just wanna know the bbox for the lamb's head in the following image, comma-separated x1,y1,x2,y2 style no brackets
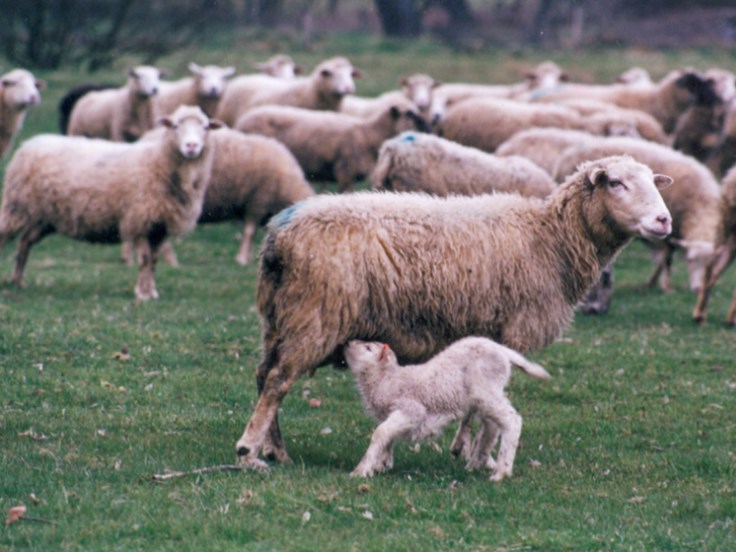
127,65,166,98
345,341,397,375
254,54,302,79
581,155,673,241
387,98,431,134
524,61,568,91
670,239,716,292
314,57,360,98
1,69,44,109
159,105,223,159
400,74,440,112
189,63,236,99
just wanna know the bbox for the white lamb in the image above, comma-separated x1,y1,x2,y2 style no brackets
345,337,550,481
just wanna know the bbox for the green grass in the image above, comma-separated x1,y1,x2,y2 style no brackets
1,35,736,551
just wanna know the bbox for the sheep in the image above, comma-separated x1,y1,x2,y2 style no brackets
707,99,736,178
144,128,314,266
156,63,235,117
616,67,653,86
553,136,721,292
254,54,302,79
345,337,550,481
672,68,736,162
0,68,44,158
692,165,736,325
372,131,555,198
235,98,428,193
437,97,584,153
234,155,673,468
58,83,115,134
216,56,360,126
340,73,439,120
0,106,221,301
526,68,710,134
67,65,165,142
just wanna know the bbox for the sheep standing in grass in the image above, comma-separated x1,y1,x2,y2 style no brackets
156,63,235,117
0,106,220,301
234,155,672,468
67,65,165,142
553,137,721,292
235,99,428,192
216,57,360,126
345,338,550,481
692,165,736,325
0,68,44,158
372,131,555,198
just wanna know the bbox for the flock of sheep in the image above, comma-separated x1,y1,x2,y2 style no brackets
0,52,735,479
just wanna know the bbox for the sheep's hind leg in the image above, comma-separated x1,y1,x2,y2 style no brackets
484,394,522,482
235,220,257,266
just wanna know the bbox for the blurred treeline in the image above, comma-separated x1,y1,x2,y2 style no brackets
1,0,734,71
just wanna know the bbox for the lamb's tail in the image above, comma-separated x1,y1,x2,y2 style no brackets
499,345,551,380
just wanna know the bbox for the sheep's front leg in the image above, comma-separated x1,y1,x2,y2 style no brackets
134,239,159,301
352,409,416,478
647,244,674,292
235,220,257,266
450,412,475,460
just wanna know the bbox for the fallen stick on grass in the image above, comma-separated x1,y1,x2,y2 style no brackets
151,464,244,481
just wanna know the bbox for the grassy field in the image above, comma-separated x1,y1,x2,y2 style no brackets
1,33,736,550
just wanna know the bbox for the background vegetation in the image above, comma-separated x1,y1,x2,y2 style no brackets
0,28,735,551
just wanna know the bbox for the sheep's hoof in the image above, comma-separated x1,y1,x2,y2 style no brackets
350,468,374,478
237,456,270,472
692,314,706,325
489,469,511,482
234,254,249,266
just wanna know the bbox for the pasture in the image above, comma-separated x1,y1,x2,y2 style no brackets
1,32,735,550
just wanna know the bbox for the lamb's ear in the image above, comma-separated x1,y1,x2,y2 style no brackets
207,118,225,130
379,344,390,363
654,174,673,190
589,167,609,187
157,116,175,129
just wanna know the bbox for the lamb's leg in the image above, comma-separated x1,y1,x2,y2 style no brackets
352,410,415,478
485,394,523,482
235,220,257,266
450,412,475,460
466,418,500,471
11,226,48,285
134,240,159,301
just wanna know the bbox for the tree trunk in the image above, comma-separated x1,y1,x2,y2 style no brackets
374,0,421,37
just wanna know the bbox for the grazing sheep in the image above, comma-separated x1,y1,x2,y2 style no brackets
156,63,235,117
67,65,165,142
0,68,44,158
341,73,439,120
692,165,736,325
216,56,360,126
58,83,115,134
148,128,314,266
553,136,721,292
437,97,583,153
372,131,555,198
235,155,673,468
0,106,220,301
527,68,709,134
254,54,302,79
345,337,550,481
672,68,736,162
235,99,428,192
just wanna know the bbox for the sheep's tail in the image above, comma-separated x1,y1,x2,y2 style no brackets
500,345,551,380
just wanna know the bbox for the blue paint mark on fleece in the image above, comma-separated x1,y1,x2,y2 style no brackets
399,131,417,143
270,201,303,229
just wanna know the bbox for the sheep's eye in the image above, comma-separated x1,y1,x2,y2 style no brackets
608,179,625,189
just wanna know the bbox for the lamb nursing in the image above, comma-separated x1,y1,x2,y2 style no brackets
345,338,550,481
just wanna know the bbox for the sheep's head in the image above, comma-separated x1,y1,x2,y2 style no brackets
159,105,223,159
315,56,360,98
389,99,431,134
616,67,652,87
128,65,166,98
585,155,673,241
189,63,236,99
524,61,568,91
1,69,44,109
254,54,302,79
400,74,440,112
345,340,397,374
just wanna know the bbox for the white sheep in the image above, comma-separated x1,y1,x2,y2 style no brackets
156,63,235,117
235,99,428,192
616,67,653,86
553,136,721,292
234,155,672,468
372,131,555,198
345,337,550,481
67,65,165,142
0,68,44,158
254,54,302,78
0,106,221,301
340,73,439,120
216,56,360,126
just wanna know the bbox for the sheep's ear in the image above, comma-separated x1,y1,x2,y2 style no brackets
223,66,236,78
127,68,138,78
432,79,442,88
379,344,390,363
35,79,46,91
675,70,706,93
158,68,171,78
559,71,571,82
207,119,225,130
589,167,609,187
390,106,401,120
400,76,409,86
294,64,305,75
654,174,673,190
188,62,203,75
351,68,362,79
157,116,175,129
